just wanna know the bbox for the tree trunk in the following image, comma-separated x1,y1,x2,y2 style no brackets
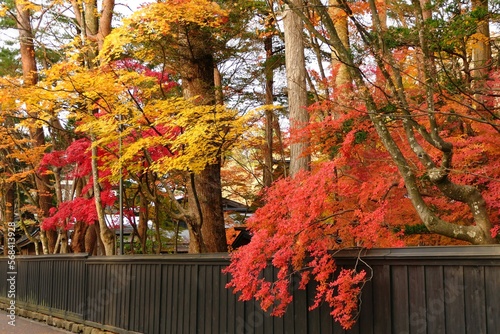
15,0,57,253
471,0,491,79
72,221,89,253
85,224,98,255
138,195,148,253
70,178,90,253
91,142,116,255
214,66,224,105
16,185,40,254
283,0,310,176
263,29,275,188
471,0,492,113
179,29,227,253
329,0,351,93
197,162,227,252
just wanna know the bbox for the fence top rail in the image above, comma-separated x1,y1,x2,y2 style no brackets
334,245,500,260
3,245,500,263
3,253,89,261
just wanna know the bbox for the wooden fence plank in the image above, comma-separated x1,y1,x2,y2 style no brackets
160,264,173,334
173,264,182,334
425,266,445,333
356,270,374,334
219,265,229,334
129,264,140,332
306,281,321,334
392,265,409,334
293,273,308,334
189,265,198,334
373,265,392,334
485,266,500,334
443,266,465,334
408,265,426,334
319,300,334,333
151,265,162,334
105,264,116,329
225,269,236,334
179,264,189,334
464,266,486,334
198,264,208,334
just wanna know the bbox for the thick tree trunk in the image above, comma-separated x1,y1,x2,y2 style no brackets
85,224,98,255
471,0,491,81
196,162,227,252
471,0,492,113
16,0,57,253
329,0,351,92
283,0,310,177
180,30,227,253
71,221,89,253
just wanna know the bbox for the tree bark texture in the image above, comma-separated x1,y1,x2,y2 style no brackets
329,0,351,92
264,31,275,187
283,0,310,176
178,26,228,253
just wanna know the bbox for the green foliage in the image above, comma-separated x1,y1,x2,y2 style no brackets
0,47,20,76
383,27,418,49
393,224,430,235
0,0,15,29
354,130,367,144
404,224,430,235
426,11,483,53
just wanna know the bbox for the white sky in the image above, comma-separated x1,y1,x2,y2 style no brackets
115,0,153,15
0,1,152,46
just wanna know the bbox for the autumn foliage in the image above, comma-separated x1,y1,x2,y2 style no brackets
224,105,405,329
224,0,500,326
39,139,116,230
225,68,500,325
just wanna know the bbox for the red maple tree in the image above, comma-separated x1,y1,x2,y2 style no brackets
225,68,500,328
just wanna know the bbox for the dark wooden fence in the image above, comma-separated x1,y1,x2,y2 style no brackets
1,246,500,334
